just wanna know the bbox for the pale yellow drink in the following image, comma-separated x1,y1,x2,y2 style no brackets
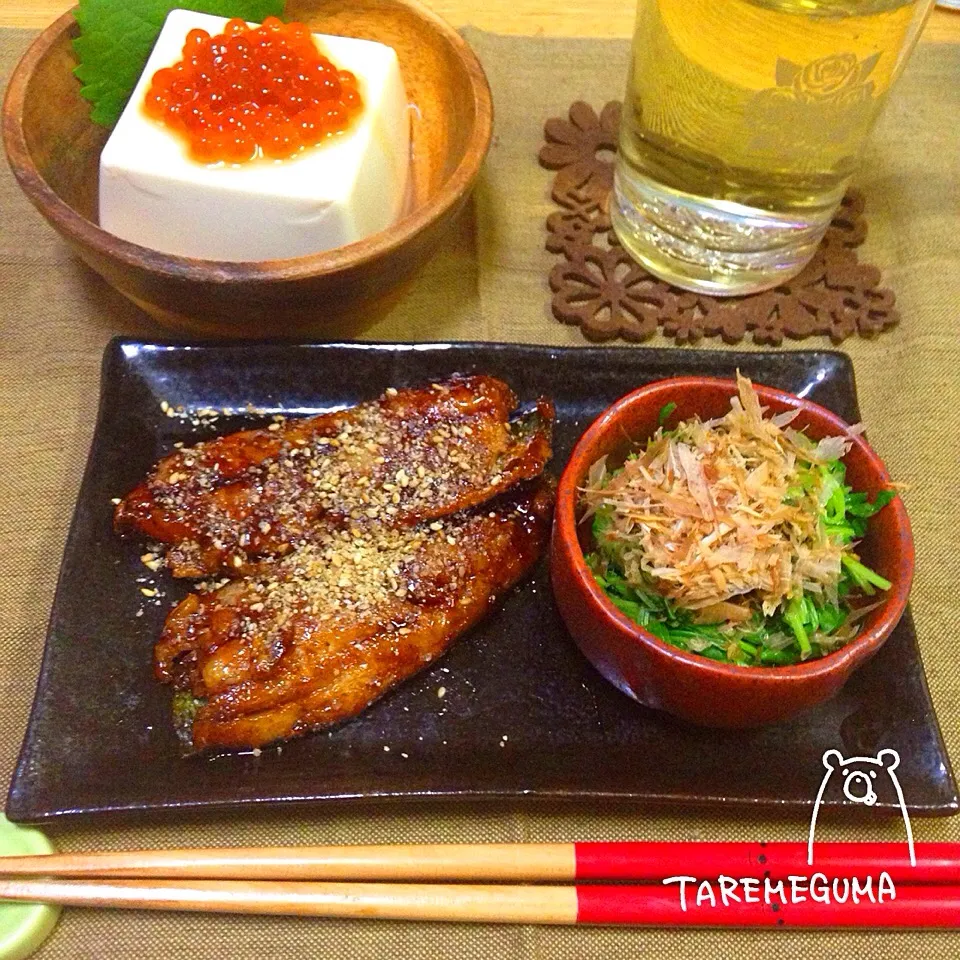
611,0,935,294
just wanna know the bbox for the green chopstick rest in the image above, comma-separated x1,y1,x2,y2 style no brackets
0,815,60,960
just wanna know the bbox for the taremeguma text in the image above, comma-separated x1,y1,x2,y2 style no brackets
663,873,896,911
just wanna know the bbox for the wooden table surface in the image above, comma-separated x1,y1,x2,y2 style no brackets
0,0,957,40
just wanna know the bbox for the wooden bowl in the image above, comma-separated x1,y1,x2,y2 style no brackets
2,1,492,335
550,377,914,729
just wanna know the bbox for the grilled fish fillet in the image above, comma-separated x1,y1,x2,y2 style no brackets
157,480,554,750
116,376,554,578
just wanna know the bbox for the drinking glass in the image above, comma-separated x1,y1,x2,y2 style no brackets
611,0,937,295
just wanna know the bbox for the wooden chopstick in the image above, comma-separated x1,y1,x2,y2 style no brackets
0,878,575,924
0,843,574,882
1,878,959,927
0,841,952,883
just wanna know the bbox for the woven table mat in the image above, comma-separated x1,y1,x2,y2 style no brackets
2,26,960,960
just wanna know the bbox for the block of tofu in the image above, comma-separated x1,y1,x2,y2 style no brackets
98,10,410,261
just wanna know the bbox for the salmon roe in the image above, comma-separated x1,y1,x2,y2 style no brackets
142,17,363,164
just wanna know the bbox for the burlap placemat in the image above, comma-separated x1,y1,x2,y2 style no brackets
1,25,959,960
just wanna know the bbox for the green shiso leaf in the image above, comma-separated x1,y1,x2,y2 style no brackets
73,0,287,127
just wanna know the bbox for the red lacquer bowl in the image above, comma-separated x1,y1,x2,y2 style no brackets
550,377,914,728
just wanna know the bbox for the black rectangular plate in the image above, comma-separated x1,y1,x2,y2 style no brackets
7,340,957,822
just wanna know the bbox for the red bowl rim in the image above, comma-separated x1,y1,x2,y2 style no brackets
555,375,914,684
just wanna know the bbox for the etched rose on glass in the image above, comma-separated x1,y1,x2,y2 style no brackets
794,53,861,101
748,52,879,157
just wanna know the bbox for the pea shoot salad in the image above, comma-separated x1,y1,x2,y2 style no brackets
581,374,897,667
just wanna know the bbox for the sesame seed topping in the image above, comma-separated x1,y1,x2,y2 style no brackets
124,378,549,582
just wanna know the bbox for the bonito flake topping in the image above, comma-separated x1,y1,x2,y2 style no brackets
581,374,865,621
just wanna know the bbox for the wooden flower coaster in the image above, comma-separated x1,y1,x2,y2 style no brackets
539,101,899,345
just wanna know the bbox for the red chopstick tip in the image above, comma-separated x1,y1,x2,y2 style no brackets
573,841,955,884
577,879,960,928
